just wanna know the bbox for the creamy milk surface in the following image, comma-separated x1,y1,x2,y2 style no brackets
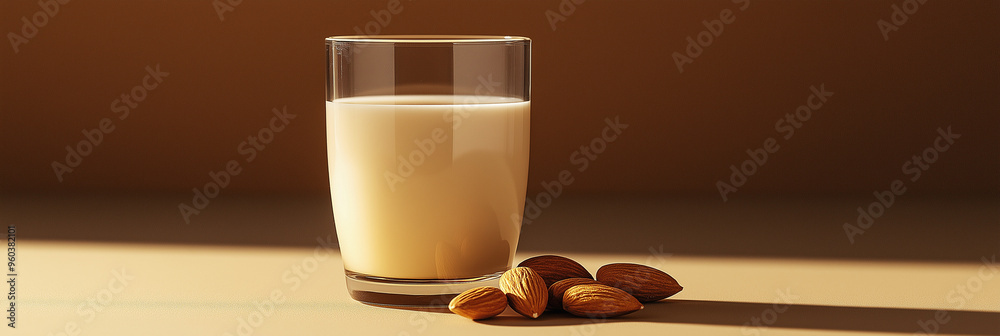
327,95,530,279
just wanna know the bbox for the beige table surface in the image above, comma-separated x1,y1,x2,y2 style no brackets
4,194,999,335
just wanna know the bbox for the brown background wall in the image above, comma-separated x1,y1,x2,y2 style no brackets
1,0,998,198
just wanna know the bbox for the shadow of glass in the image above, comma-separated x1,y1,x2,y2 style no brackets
365,303,453,314
476,299,1000,335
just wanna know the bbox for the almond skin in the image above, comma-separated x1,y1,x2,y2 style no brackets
518,255,593,287
596,263,682,302
562,284,644,318
448,287,508,320
499,267,548,318
547,278,600,311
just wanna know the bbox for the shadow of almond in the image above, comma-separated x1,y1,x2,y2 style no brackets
474,299,1000,335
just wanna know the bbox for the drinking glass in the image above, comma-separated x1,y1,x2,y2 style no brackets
325,35,530,306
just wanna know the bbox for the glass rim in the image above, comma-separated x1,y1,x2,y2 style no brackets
326,35,530,44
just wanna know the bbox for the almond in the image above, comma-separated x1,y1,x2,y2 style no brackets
547,278,600,311
517,255,593,287
448,286,508,320
562,284,643,318
596,263,682,302
499,267,548,318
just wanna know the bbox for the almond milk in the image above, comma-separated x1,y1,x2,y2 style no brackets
327,95,529,279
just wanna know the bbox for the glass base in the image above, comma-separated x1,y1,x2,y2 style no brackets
344,269,506,307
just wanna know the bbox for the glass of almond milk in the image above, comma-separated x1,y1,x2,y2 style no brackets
325,36,530,306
